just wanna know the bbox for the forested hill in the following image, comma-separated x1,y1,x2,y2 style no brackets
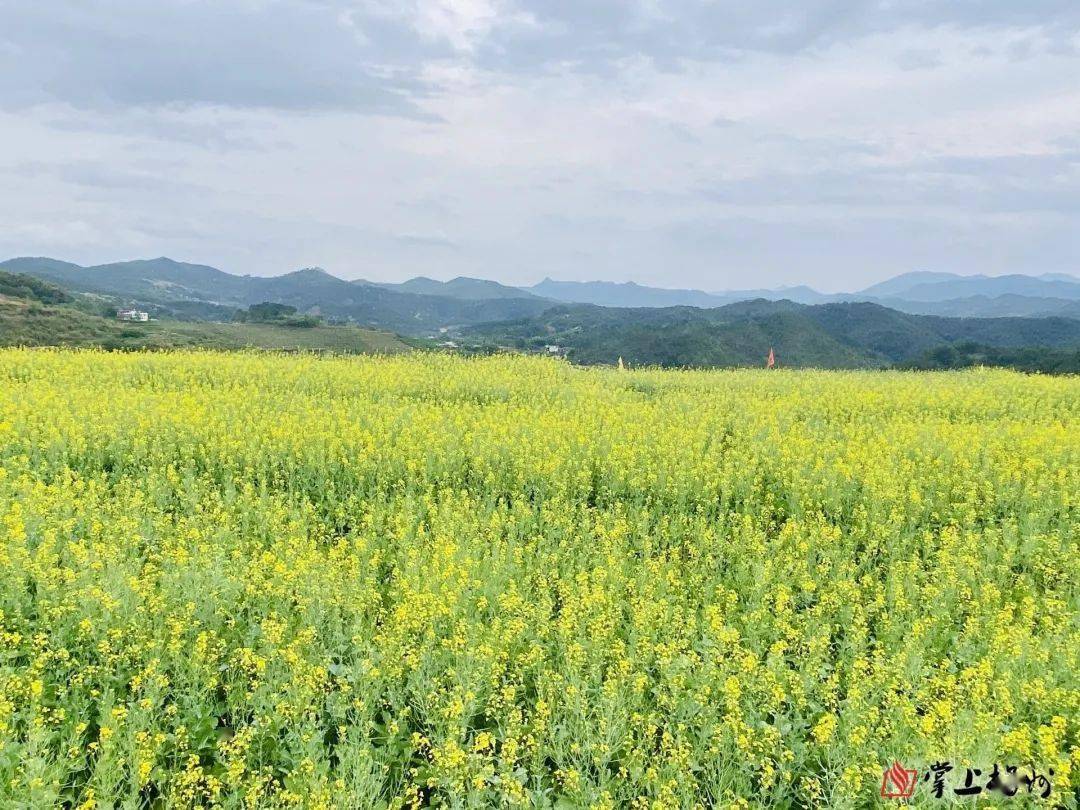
462,301,1080,368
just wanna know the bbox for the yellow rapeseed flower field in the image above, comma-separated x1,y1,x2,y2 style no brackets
0,349,1076,808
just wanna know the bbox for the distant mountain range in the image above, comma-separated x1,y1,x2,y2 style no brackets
6,256,1077,325
526,278,832,307
522,272,1080,318
1,256,1078,370
366,276,544,301
858,270,1080,301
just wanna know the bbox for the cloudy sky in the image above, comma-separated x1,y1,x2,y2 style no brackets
1,1,1078,291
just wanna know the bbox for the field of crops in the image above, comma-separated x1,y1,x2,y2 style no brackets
0,350,1076,808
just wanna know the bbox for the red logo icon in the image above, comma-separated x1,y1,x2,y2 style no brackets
881,761,918,799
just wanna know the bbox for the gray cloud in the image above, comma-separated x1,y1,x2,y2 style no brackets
41,110,268,151
5,2,1078,115
394,232,460,249
11,160,203,193
689,151,1080,215
0,0,1077,289
474,0,1080,72
895,49,944,71
0,1,436,115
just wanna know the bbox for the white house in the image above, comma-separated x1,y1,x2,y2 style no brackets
116,309,149,322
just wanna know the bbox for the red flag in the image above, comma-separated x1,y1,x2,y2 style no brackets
767,347,775,368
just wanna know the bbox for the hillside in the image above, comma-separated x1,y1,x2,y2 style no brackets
463,300,1080,368
0,297,413,354
245,269,550,332
902,342,1080,374
0,270,73,304
463,303,877,367
5,256,254,303
2,258,550,335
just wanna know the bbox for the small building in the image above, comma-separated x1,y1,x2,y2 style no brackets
544,344,562,354
116,308,149,322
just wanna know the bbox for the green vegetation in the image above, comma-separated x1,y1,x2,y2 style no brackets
235,302,298,322
0,271,72,305
233,302,322,328
0,298,413,354
903,341,1080,374
464,301,1080,370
